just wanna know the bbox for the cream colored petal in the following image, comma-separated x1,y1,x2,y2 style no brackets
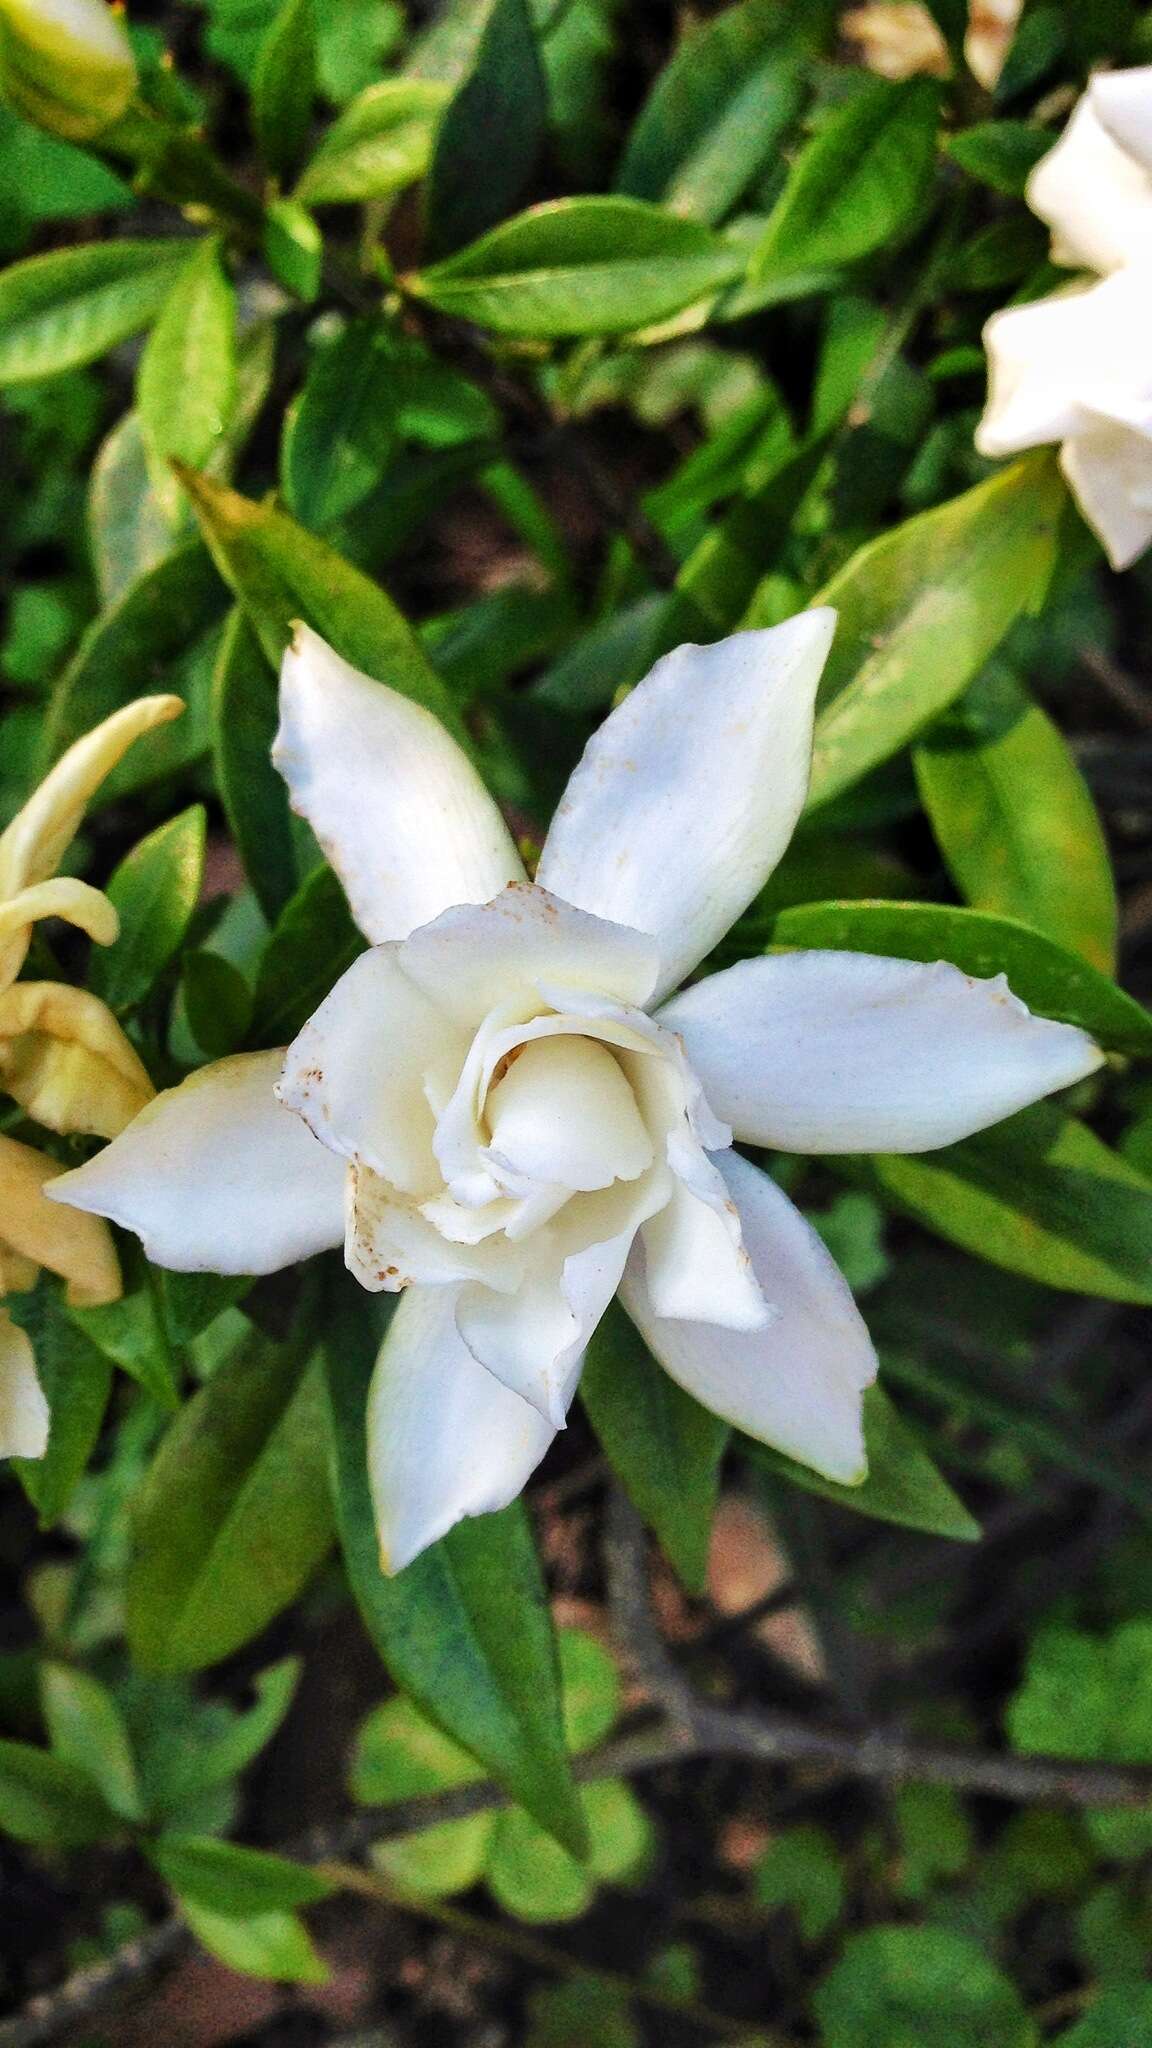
367,1284,555,1573
1027,92,1152,275
0,981,154,1138
486,1035,653,1195
398,885,660,1027
537,615,836,1001
0,877,118,991
278,947,468,1195
1090,65,1152,176
964,0,1021,92
0,1133,120,1307
0,696,184,902
47,1051,346,1275
1060,424,1152,572
273,625,524,946
346,1162,526,1295
0,1304,49,1460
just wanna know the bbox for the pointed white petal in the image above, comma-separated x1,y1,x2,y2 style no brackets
1090,65,1152,176
0,1305,49,1461
398,884,660,1026
48,1051,346,1274
976,289,1098,457
1060,424,1152,572
345,1161,527,1294
638,1141,772,1331
367,1284,555,1572
279,947,468,1194
662,950,1103,1156
621,1150,876,1482
1027,94,1152,274
537,615,836,1001
487,1035,653,1194
273,626,524,945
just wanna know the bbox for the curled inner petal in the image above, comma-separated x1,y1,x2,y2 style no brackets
485,1035,654,1194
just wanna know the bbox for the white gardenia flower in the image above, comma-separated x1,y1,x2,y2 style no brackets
977,65,1152,570
51,619,1102,1570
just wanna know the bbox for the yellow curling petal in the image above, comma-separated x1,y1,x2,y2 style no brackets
0,1248,38,1294
0,981,154,1139
0,876,119,991
0,1303,49,1460
0,694,183,987
0,1133,121,1307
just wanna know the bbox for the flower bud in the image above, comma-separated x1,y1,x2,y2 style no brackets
0,0,136,142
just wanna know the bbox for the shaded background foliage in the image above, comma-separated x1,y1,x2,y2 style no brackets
4,0,1152,2042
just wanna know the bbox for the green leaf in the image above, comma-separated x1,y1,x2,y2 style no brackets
127,1335,335,1672
136,239,238,523
617,5,802,225
282,318,400,528
325,1290,586,1860
486,1802,595,1921
423,0,548,260
70,1282,180,1410
249,862,364,1048
211,607,299,923
262,197,323,302
746,1383,979,1541
814,1926,1037,2048
558,1628,620,1756
846,1102,1152,1303
750,78,940,285
412,196,744,338
144,1659,300,1813
1007,1623,1152,1860
0,240,192,383
914,662,1117,973
180,1899,328,1982
181,950,254,1060
0,1738,118,1848
150,1834,333,1914
800,454,1065,811
295,79,446,205
9,1284,112,1526
581,1304,726,1592
754,1824,844,1941
41,1664,143,1822
769,901,1149,1054
1055,1988,1152,2047
88,805,206,1013
253,0,316,181
88,410,184,607
44,541,225,765
159,1269,253,1346
173,465,464,738
946,120,1051,194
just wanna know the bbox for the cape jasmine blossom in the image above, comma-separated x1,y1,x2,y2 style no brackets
0,0,137,140
52,619,1102,1569
0,696,180,1458
977,64,1152,569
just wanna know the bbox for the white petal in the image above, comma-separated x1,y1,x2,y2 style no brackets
273,625,524,945
367,1284,555,1572
48,1051,347,1274
537,615,836,1001
398,884,659,1027
1090,65,1152,176
1060,423,1152,572
0,1305,49,1460
486,1035,653,1194
976,287,1102,457
637,1140,772,1331
620,1150,876,1483
278,947,468,1195
663,950,1103,1155
1027,94,1152,274
346,1162,526,1294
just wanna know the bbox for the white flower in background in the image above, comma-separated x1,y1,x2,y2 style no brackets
840,0,1021,88
53,621,1102,1569
0,696,180,1459
0,0,137,140
977,65,1152,570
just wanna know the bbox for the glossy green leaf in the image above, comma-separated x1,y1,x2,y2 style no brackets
581,1303,727,1592
423,0,547,260
70,1281,180,1410
127,1335,335,1672
181,950,254,1059
946,120,1051,194
180,1899,328,1982
88,805,206,1013
159,1269,253,1346
750,77,940,283
324,1289,585,1859
262,197,323,302
412,196,744,337
211,607,299,923
800,454,1065,810
136,239,237,523
914,662,1117,973
174,465,464,738
846,1102,1152,1303
617,5,802,225
9,1284,112,1526
88,410,184,606
0,240,192,383
150,1834,333,1914
746,1383,979,1541
41,1664,143,1821
0,1738,118,1848
249,862,364,1048
769,900,1150,1054
281,318,400,528
253,0,316,180
295,78,446,204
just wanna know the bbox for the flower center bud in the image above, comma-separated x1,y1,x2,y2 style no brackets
484,1032,654,1194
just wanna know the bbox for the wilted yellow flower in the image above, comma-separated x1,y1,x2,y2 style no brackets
0,0,137,140
841,0,1022,88
0,694,181,1457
